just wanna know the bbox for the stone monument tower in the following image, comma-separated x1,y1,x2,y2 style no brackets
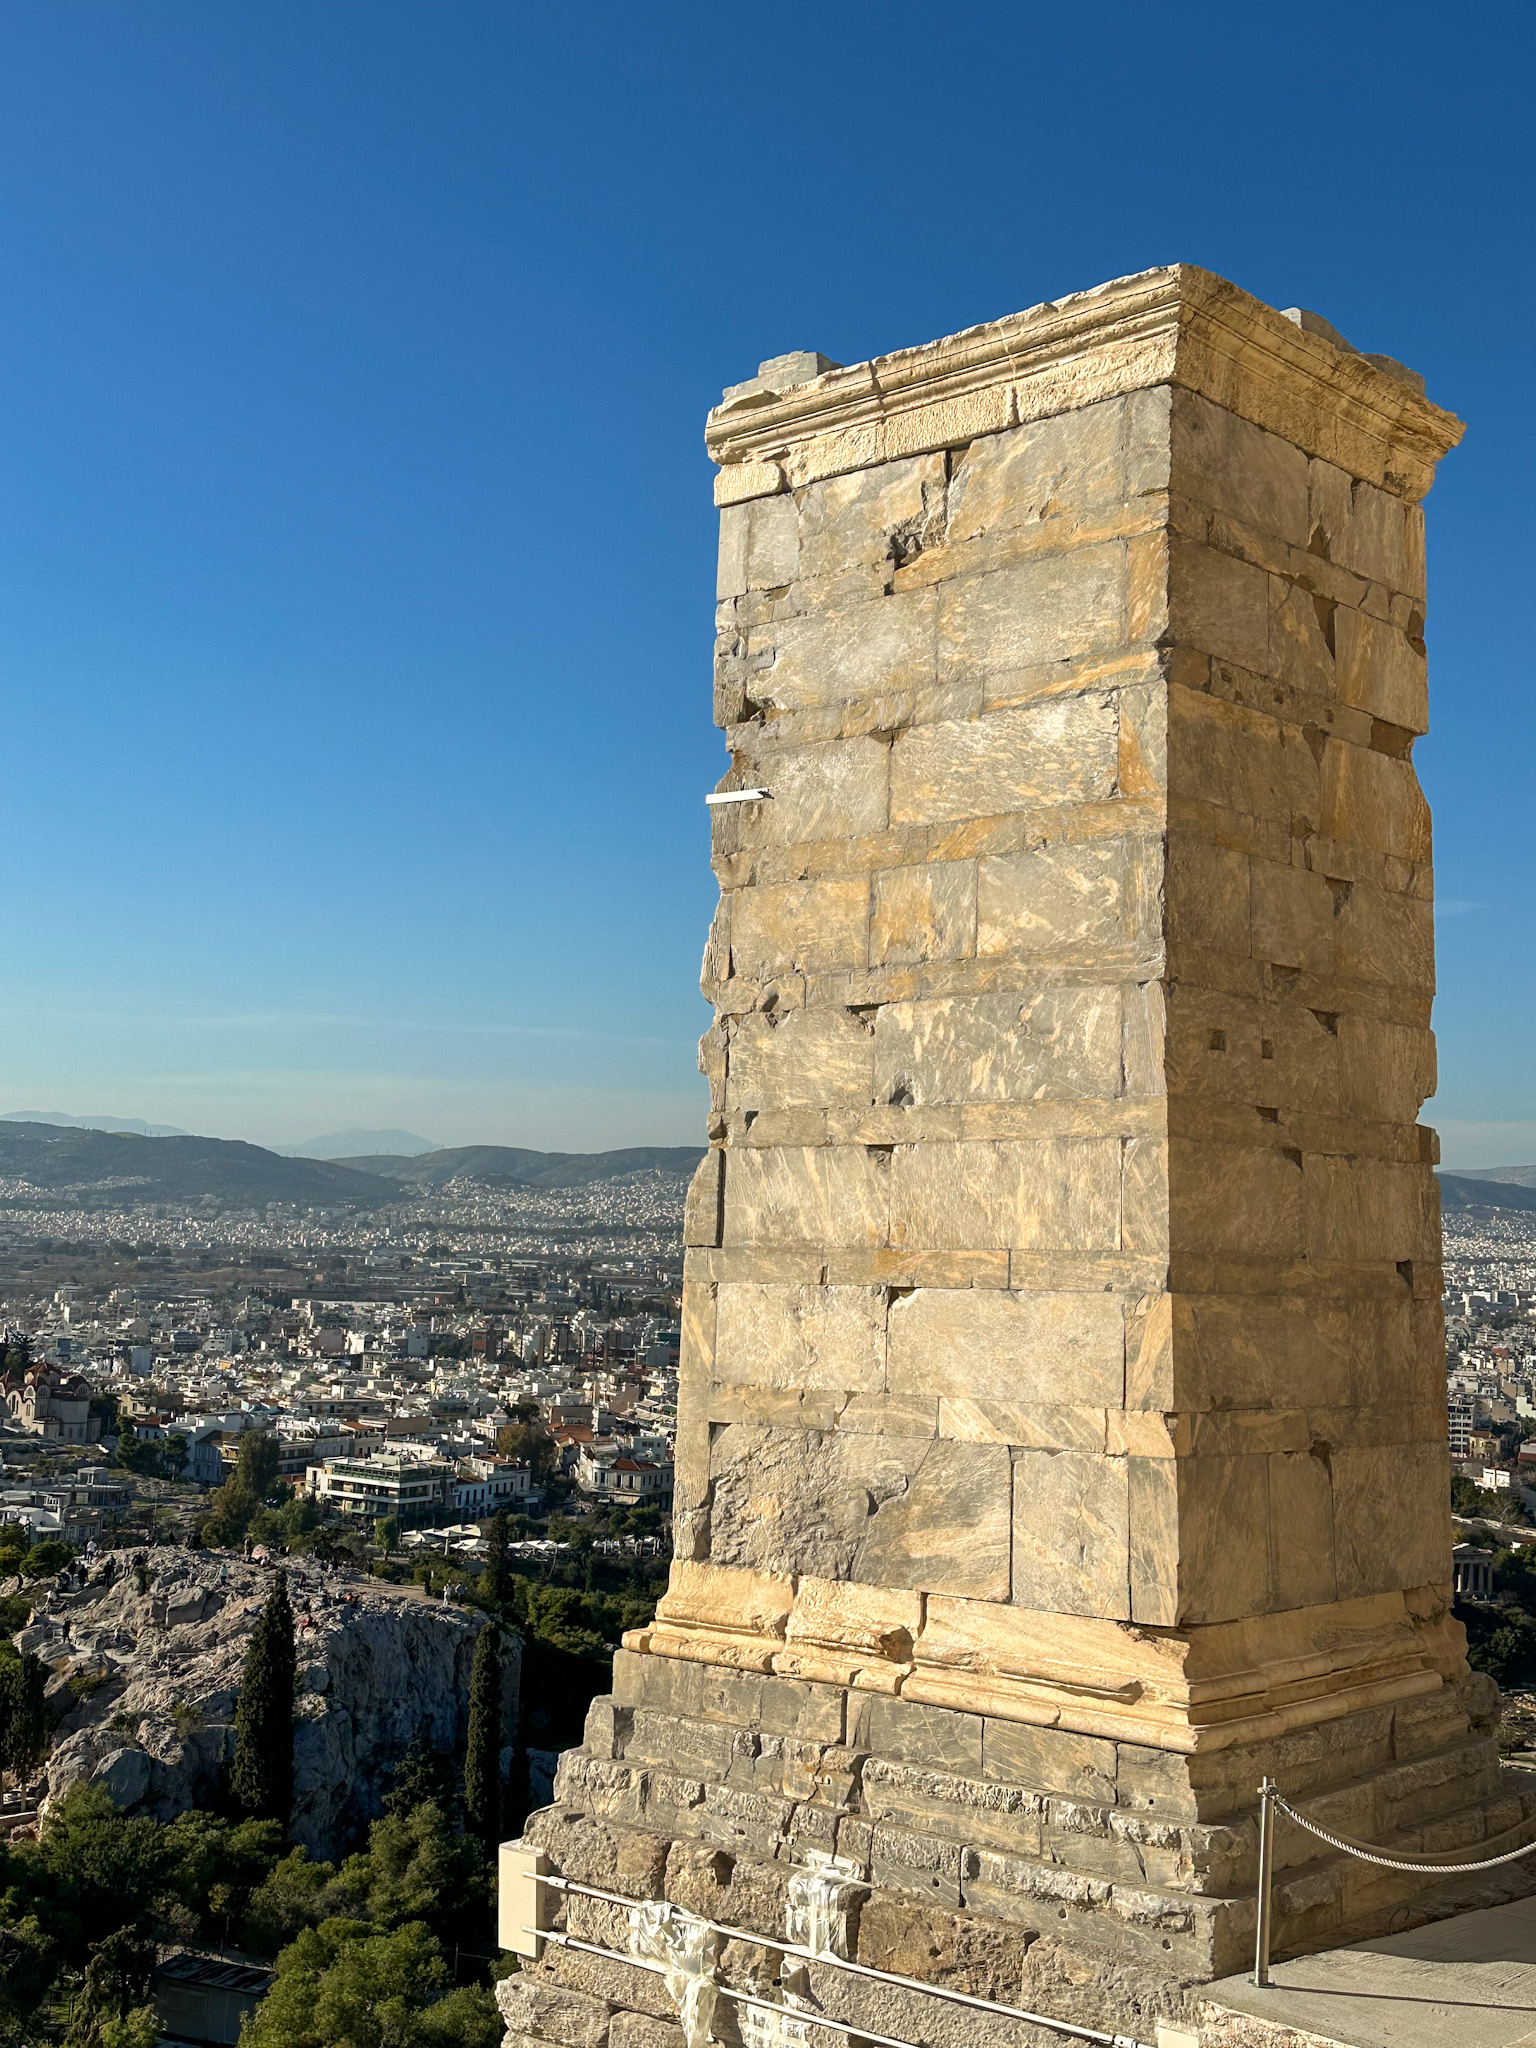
501,267,1529,2046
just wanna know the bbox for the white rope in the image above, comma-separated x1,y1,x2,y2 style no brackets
1274,1794,1536,1874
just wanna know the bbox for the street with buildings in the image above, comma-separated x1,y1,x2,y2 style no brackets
1444,1204,1536,1500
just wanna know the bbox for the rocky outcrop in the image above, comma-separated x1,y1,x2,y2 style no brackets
30,1554,518,1860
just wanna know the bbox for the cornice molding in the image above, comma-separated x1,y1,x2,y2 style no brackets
706,265,1463,507
626,1564,1460,1754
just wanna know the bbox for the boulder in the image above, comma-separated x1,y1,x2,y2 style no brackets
43,1556,518,1860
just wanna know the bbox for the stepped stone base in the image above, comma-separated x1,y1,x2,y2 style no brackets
498,1650,1536,2046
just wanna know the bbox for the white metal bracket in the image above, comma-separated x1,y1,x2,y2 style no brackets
497,1838,551,1959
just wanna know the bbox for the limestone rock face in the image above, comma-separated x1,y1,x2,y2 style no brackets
35,1555,517,1859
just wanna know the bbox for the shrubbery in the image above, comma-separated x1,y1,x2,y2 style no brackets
0,1765,500,2048
0,1532,77,1584
1461,1600,1536,1686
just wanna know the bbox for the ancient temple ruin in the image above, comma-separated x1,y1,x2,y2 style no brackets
499,266,1529,2045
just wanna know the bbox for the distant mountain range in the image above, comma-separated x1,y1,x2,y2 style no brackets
2,1109,191,1138
1437,1170,1536,1213
0,1111,1526,1220
282,1128,440,1159
0,1121,392,1209
335,1144,705,1189
0,1121,703,1213
1452,1164,1536,1190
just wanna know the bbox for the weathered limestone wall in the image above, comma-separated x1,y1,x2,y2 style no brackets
651,266,1470,1766
504,270,1531,2047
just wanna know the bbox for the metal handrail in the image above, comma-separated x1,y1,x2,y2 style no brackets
532,1869,1154,2048
535,1929,960,2048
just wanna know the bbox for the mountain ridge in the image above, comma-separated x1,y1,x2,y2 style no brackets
1,1109,191,1138
1437,1171,1536,1213
283,1128,439,1159
0,1122,393,1209
0,1124,704,1212
1451,1163,1536,1190
335,1143,705,1189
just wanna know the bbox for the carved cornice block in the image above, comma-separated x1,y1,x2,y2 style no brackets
707,265,1462,506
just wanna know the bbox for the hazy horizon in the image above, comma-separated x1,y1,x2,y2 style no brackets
0,1101,1529,1177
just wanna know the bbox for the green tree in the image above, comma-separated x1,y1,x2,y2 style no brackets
242,1918,498,2048
66,1928,156,2048
159,1809,293,1946
249,1496,324,1553
374,1516,400,1555
308,1524,363,1568
238,1432,283,1497
86,2009,158,2048
462,1624,502,1857
33,1785,176,1943
1451,1472,1481,1516
231,1572,297,1826
114,1434,188,1483
1460,1600,1536,1686
334,1802,485,1947
0,1914,58,2044
482,1514,509,1613
240,1846,339,1956
20,1538,74,1580
383,1733,456,1821
203,1431,283,1547
494,1414,555,1482
0,1652,49,1785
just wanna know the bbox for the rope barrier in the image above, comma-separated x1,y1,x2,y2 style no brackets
1253,1774,1536,1987
1273,1793,1536,1875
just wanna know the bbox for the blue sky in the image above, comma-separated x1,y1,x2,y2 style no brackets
0,2,1530,1162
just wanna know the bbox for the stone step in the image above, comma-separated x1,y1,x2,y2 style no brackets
1201,1893,1536,2048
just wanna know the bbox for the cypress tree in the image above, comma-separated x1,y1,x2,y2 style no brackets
0,1652,47,1787
484,1510,510,1614
231,1569,296,1825
463,1619,502,1855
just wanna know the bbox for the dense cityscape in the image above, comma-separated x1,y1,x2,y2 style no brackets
1445,1204,1536,1491
4,1151,1534,1564
0,1139,700,2047
0,1156,691,1556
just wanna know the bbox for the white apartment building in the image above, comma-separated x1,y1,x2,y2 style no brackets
575,1446,673,1502
451,1458,531,1518
306,1453,450,1528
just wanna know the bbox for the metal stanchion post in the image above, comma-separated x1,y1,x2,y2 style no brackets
1254,1777,1276,1988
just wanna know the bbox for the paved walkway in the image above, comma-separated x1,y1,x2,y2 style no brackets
1204,1896,1536,2047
